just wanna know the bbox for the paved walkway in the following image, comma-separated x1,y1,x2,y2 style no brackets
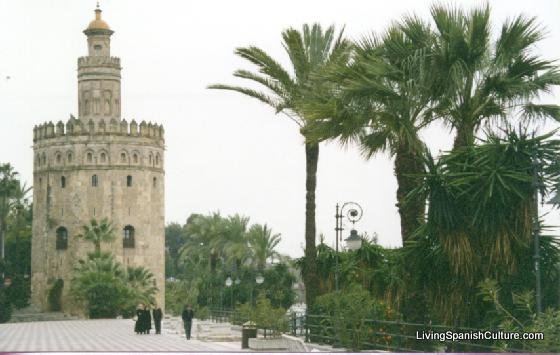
0,319,245,352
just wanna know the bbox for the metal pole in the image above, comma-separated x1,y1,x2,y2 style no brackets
334,203,340,291
532,147,542,315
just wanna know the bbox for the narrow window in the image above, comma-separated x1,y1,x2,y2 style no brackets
56,154,62,164
126,175,132,187
123,226,135,248
100,152,107,163
61,176,66,188
153,177,157,187
155,154,160,165
56,227,68,250
42,154,46,165
67,153,73,163
87,152,93,163
133,154,138,164
121,153,126,163
92,174,98,187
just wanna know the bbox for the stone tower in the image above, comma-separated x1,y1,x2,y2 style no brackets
31,5,165,314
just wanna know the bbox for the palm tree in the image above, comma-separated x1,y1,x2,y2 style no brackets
223,214,251,271
0,164,31,261
248,224,281,271
304,19,434,243
429,4,560,149
208,24,351,306
77,218,116,256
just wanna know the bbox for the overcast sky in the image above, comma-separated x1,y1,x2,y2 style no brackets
1,0,559,257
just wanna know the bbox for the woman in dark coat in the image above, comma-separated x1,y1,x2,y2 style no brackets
134,303,144,334
143,304,152,334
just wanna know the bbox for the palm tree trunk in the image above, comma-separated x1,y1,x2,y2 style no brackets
303,142,320,308
394,146,426,243
453,122,475,150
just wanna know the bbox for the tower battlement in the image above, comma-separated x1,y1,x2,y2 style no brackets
33,118,165,143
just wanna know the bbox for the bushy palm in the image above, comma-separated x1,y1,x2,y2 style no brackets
209,24,351,306
406,128,560,325
0,163,31,260
76,218,115,256
429,4,560,148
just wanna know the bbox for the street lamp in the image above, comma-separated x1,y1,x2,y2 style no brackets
251,273,265,305
345,229,362,251
334,202,363,291
225,277,233,309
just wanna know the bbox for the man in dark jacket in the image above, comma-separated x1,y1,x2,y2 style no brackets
181,304,194,340
152,303,163,334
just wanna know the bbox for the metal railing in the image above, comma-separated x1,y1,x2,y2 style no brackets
209,309,527,352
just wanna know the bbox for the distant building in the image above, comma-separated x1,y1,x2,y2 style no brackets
31,5,165,314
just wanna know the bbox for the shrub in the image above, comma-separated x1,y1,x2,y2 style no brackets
0,288,12,323
314,284,400,351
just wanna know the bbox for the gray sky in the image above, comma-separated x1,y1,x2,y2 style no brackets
1,0,559,257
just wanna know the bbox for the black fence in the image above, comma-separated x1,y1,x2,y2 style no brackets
209,309,528,352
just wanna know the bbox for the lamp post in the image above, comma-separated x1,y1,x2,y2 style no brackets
225,277,233,309
251,273,265,306
334,202,363,291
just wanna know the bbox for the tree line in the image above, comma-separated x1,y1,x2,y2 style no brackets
208,1,560,338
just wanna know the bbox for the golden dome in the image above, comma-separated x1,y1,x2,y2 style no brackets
86,5,110,31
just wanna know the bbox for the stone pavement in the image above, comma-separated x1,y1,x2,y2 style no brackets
0,319,246,352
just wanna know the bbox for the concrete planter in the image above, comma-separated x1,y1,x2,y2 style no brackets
248,337,288,351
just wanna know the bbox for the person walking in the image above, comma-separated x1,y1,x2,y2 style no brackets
181,304,194,340
134,303,144,334
152,303,163,334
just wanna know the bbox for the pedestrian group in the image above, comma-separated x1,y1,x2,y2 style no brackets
133,303,194,340
134,303,163,335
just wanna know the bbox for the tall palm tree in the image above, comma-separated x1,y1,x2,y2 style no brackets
304,18,435,243
208,24,351,306
77,218,116,256
248,224,281,271
429,4,560,149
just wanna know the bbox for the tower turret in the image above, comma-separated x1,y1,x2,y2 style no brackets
78,4,121,123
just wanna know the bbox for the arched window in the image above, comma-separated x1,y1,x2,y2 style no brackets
126,175,132,187
42,154,46,165
56,227,68,250
153,177,157,188
87,152,93,163
92,174,98,187
149,154,153,165
56,153,62,164
123,226,135,248
61,176,66,188
100,152,107,163
67,153,73,163
133,153,138,164
121,152,127,163
155,154,160,165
